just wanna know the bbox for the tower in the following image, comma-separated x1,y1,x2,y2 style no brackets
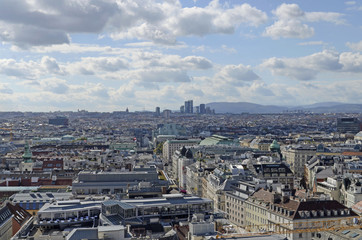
20,142,33,172
155,107,160,116
22,142,33,163
185,100,193,114
200,104,206,114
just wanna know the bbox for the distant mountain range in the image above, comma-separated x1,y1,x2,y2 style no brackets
205,102,362,114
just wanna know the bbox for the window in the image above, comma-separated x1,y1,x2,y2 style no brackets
299,233,303,238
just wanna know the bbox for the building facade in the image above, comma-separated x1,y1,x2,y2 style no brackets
283,145,316,178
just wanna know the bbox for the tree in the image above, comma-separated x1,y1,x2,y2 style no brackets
154,141,164,155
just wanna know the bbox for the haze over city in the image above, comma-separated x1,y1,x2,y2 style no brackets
0,0,361,112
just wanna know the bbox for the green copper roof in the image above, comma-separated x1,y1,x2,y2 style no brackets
270,140,280,150
22,142,33,162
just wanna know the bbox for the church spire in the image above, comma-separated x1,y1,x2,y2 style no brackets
22,142,33,163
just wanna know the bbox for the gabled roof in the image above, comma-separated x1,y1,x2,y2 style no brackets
6,202,31,225
250,189,358,220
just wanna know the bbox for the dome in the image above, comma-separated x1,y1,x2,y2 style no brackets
269,140,280,151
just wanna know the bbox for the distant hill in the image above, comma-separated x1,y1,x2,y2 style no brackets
300,102,346,109
206,102,287,114
206,102,362,114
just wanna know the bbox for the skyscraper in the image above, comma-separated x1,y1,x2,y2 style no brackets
155,107,160,116
195,106,200,114
184,100,193,114
200,104,206,114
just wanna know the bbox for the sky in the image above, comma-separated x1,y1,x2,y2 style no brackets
0,0,361,112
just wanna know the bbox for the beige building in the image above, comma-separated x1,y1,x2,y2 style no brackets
244,187,358,240
162,139,200,161
282,145,316,177
185,163,204,196
250,137,273,151
204,169,234,213
225,178,265,226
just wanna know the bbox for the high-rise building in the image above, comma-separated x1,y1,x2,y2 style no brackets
185,100,193,114
163,109,171,119
180,105,185,113
195,106,200,114
206,106,211,114
337,117,361,133
155,107,160,116
200,104,206,114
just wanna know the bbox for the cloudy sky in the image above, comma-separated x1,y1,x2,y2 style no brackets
0,0,361,112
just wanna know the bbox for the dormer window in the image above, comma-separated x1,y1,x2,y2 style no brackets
319,210,324,217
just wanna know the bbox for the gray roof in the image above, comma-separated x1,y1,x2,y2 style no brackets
10,192,73,202
66,228,98,240
103,195,212,209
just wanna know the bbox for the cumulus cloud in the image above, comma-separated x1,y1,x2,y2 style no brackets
17,43,115,54
249,82,275,96
73,57,128,74
0,0,267,47
0,57,66,79
264,3,344,39
347,41,362,51
0,58,40,79
41,78,69,94
143,54,213,70
131,69,192,83
0,0,118,47
261,50,362,80
41,56,65,75
215,64,260,85
24,78,70,94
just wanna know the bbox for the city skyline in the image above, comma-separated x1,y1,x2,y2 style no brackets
0,0,361,112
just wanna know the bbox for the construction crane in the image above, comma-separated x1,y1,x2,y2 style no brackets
0,128,13,142
217,216,361,238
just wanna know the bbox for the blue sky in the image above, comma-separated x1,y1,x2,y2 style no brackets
0,0,361,111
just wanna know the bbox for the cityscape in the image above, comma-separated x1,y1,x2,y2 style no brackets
0,104,361,240
0,0,362,240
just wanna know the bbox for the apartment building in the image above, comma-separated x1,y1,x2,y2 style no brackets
244,187,358,240
162,139,200,161
282,145,316,178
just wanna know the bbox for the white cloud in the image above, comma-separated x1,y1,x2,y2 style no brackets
265,19,314,39
40,78,69,94
264,3,344,39
0,0,268,47
132,68,192,83
215,64,260,85
16,43,115,54
261,50,362,80
339,52,362,72
0,58,40,79
298,41,325,46
346,41,362,51
0,57,66,79
0,83,13,94
41,56,65,75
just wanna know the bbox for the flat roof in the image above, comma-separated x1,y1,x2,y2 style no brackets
104,195,212,209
